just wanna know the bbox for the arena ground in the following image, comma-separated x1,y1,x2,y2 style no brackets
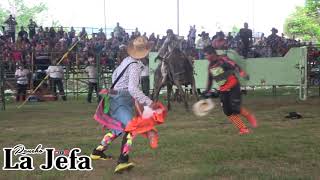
1,89,320,179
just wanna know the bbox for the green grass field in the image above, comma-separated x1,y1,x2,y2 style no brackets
1,92,320,180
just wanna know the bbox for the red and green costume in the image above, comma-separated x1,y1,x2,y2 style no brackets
206,55,257,134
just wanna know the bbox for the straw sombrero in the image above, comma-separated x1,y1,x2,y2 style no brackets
192,99,215,117
127,36,152,59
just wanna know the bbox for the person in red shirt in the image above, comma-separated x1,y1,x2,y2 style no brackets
203,46,257,135
211,31,228,50
11,46,22,65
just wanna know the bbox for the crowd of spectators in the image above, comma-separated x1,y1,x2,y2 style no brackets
1,15,319,101
0,15,315,75
194,23,309,59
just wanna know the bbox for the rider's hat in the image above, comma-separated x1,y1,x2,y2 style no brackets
192,99,215,117
166,29,174,34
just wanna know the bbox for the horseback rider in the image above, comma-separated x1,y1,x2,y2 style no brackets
155,29,181,83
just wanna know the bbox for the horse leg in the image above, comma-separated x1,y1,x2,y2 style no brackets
175,81,188,110
153,84,162,101
184,85,189,101
166,84,173,111
191,77,199,101
152,78,164,101
174,89,181,103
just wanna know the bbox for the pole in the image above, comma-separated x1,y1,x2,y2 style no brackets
0,56,5,111
252,0,255,33
177,0,180,35
97,53,101,90
104,0,107,37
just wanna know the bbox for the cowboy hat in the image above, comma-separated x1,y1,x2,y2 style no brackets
198,31,208,37
271,27,278,33
127,36,152,59
192,99,215,117
166,29,174,34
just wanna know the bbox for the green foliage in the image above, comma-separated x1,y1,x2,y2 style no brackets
231,25,240,36
284,0,320,42
0,0,47,29
0,5,10,25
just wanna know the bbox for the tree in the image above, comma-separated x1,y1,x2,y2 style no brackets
0,0,47,29
0,5,10,26
231,25,240,36
284,0,320,42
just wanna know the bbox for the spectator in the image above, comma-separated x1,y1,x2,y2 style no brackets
149,33,156,42
226,32,234,47
4,15,17,42
134,27,141,37
196,31,211,59
97,28,106,40
130,32,136,40
21,33,30,45
117,44,128,65
85,56,99,103
57,26,65,39
111,37,121,51
266,28,281,57
79,27,88,39
0,26,5,37
187,25,196,48
69,27,76,39
254,33,268,57
239,22,253,58
18,26,28,40
28,19,37,39
12,45,23,68
15,64,30,102
113,22,125,40
38,26,44,33
212,31,227,50
140,58,150,96
211,31,219,41
142,32,148,40
46,62,66,101
154,34,163,51
44,27,50,40
49,27,56,39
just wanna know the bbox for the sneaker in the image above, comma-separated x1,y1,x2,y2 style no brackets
239,128,250,135
90,149,112,160
114,162,135,173
247,115,257,128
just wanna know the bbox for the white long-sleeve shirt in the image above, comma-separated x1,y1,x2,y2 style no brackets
85,65,97,83
15,69,29,85
112,56,152,106
46,65,64,79
196,37,211,49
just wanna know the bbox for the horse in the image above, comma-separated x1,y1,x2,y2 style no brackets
152,49,198,110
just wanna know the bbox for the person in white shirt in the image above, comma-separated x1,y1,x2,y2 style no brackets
85,57,98,103
46,64,66,101
196,31,211,59
90,36,157,173
15,64,30,101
